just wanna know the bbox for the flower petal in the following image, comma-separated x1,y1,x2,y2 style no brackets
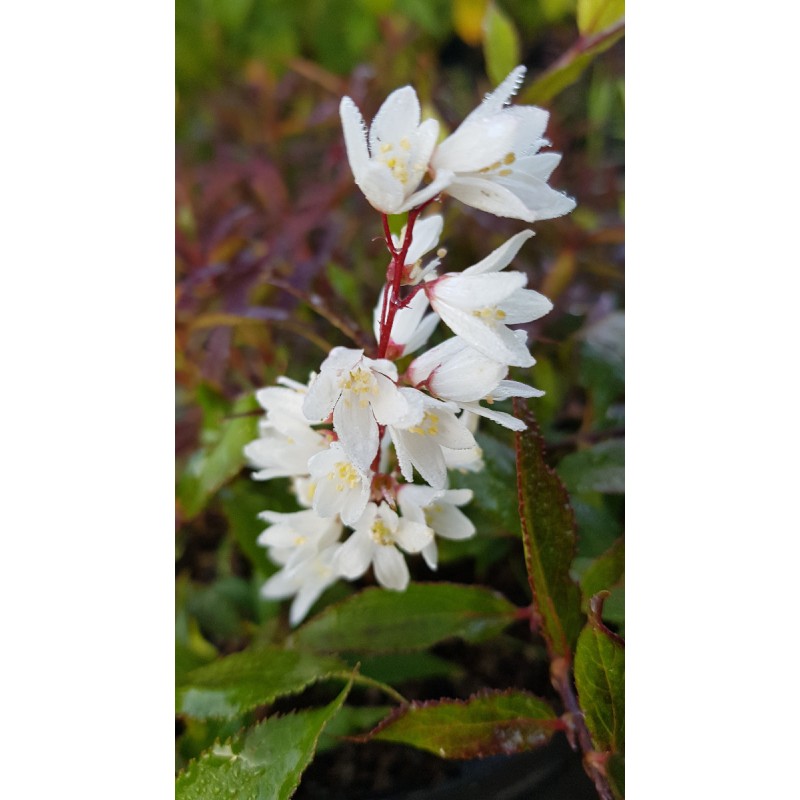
339,97,370,178
373,545,410,591
462,230,534,275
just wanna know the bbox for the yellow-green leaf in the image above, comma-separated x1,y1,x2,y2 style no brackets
577,0,624,36
483,3,521,86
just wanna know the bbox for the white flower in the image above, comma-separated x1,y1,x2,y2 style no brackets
307,441,371,525
391,214,444,285
303,347,415,472
425,231,552,368
409,335,545,431
397,485,475,570
334,502,433,591
261,545,341,626
443,411,484,473
430,66,576,222
389,389,477,489
340,89,453,214
257,509,344,625
244,380,327,480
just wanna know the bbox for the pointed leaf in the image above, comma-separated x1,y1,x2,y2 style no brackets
514,400,584,658
367,690,561,759
177,646,350,719
574,597,625,755
292,583,518,654
176,680,352,800
482,3,521,86
520,20,624,105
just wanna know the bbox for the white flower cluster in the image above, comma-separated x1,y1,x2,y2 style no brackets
245,67,575,625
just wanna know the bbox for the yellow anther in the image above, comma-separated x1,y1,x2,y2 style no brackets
293,535,307,546
380,142,393,153
503,152,516,165
472,306,506,321
409,411,440,437
498,169,512,176
371,519,394,546
399,137,411,151
436,248,447,258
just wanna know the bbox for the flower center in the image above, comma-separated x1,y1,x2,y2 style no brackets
472,306,507,322
370,519,394,546
408,411,440,437
328,461,360,492
478,151,516,176
340,367,378,408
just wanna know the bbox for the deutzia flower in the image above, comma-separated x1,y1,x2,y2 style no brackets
425,231,552,368
340,88,453,214
407,335,544,431
244,380,327,480
430,66,576,222
389,390,477,489
397,485,475,570
257,509,343,625
303,347,414,472
306,441,371,525
334,502,433,591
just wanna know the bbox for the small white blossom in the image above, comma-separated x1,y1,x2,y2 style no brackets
430,66,576,222
306,441,371,525
261,545,341,626
303,347,415,472
257,508,343,625
389,389,477,489
397,485,475,570
340,89,453,214
334,502,433,590
425,231,552,368
244,381,327,480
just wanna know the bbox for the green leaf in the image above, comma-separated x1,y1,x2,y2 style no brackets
357,652,464,685
558,440,624,495
514,400,584,658
177,646,350,719
577,0,624,36
292,583,518,654
316,705,391,754
574,598,625,755
368,690,561,759
520,19,624,105
176,680,352,800
178,393,259,520
580,537,624,609
483,3,521,86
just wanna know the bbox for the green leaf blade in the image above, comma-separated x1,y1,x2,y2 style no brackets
514,400,584,658
483,3,521,86
292,583,518,654
577,0,624,36
176,681,352,800
177,646,350,719
574,603,625,755
368,690,560,759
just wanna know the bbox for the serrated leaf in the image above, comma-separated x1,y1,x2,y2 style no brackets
316,705,391,754
176,680,352,800
577,0,624,36
177,646,350,719
520,19,624,105
514,400,584,658
367,690,561,759
574,599,624,755
358,652,463,685
580,537,624,609
292,583,518,654
483,3,521,86
558,440,625,495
